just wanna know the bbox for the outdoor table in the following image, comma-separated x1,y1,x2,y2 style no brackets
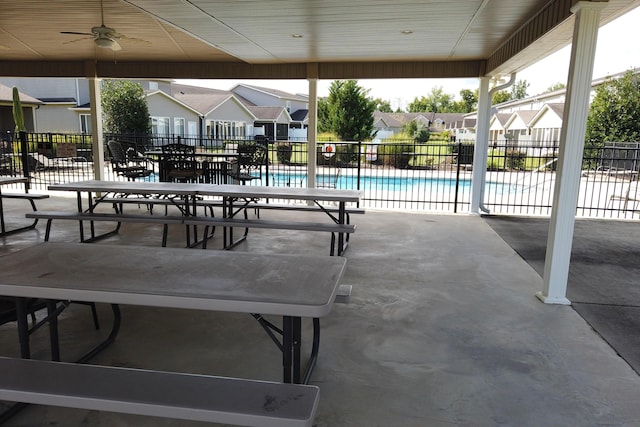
145,150,238,183
48,180,201,242
0,242,347,384
49,180,361,254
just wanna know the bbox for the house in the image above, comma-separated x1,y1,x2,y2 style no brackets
231,84,309,115
0,84,42,136
146,89,202,138
171,84,257,142
0,78,304,142
243,106,291,141
230,83,309,140
372,111,465,139
529,103,564,154
488,113,512,144
503,110,538,146
446,68,640,148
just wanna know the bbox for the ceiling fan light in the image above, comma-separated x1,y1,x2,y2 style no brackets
95,37,114,49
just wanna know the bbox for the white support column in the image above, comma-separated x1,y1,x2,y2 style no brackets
88,77,105,181
537,1,606,305
470,77,491,214
307,65,318,189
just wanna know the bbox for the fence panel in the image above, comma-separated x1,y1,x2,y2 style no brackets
4,133,639,219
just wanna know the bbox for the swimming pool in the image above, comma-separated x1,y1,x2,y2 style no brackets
268,173,518,194
144,171,517,194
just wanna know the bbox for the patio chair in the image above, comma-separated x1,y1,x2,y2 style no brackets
107,140,153,181
608,180,640,211
226,144,267,185
161,143,203,183
0,297,100,358
272,173,303,187
0,297,48,330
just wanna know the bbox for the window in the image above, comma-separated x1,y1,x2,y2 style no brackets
151,117,170,136
188,121,198,137
149,81,159,90
174,118,185,137
234,121,246,138
285,101,291,113
79,114,91,134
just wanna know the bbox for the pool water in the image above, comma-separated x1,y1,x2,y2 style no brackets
268,173,518,194
144,172,517,194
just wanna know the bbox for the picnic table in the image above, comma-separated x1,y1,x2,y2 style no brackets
41,180,361,254
0,242,347,424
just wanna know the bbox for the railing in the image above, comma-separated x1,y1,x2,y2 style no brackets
1,132,638,219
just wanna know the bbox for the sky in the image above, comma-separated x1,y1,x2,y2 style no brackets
177,6,640,111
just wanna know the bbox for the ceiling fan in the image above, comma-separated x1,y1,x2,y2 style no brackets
60,0,148,51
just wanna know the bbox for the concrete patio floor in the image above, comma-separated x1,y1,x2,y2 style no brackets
1,195,640,426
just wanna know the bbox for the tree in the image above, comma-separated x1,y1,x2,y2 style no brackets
491,79,529,105
317,97,331,133
402,120,430,143
407,86,455,113
510,79,529,99
492,90,512,104
586,70,640,147
459,89,478,113
325,80,376,141
373,98,393,112
101,80,151,135
12,87,25,134
545,82,565,93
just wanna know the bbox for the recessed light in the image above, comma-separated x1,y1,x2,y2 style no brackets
401,30,413,35
291,34,303,38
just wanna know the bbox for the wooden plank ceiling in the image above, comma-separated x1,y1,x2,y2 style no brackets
0,0,638,80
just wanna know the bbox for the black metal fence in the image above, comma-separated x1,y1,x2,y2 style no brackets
1,132,639,219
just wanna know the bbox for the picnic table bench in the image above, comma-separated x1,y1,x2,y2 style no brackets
0,176,50,237
0,357,319,427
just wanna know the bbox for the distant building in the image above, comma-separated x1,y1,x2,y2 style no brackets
0,78,310,142
451,68,638,150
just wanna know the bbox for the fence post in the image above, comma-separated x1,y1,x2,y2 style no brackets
19,131,30,191
356,141,362,191
453,142,462,213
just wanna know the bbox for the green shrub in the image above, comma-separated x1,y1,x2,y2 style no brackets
377,142,414,168
336,143,359,165
451,143,474,164
505,149,527,170
275,142,292,164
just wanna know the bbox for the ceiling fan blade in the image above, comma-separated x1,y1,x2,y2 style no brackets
119,34,151,45
110,40,122,51
61,31,93,36
63,37,93,45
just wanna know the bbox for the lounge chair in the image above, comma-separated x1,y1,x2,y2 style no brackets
317,167,341,188
608,180,639,211
28,153,88,171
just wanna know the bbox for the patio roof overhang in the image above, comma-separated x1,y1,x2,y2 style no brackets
0,0,637,80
